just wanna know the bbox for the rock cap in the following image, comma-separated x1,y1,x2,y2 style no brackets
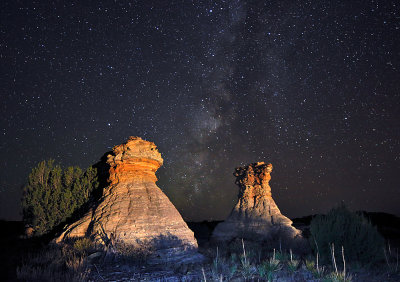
107,136,163,184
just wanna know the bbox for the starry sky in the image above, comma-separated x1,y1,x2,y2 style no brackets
1,1,399,221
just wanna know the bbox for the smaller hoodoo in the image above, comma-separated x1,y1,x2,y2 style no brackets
212,162,301,242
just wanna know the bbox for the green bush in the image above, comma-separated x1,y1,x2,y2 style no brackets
310,204,384,265
22,160,99,236
73,238,96,254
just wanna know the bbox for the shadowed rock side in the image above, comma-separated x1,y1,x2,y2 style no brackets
212,162,301,242
56,137,199,262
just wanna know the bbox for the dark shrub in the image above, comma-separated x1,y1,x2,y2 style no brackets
310,203,384,265
22,160,99,236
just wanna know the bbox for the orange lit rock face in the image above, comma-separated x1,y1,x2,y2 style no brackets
56,137,199,262
107,137,163,185
212,162,301,242
235,162,273,199
108,160,159,184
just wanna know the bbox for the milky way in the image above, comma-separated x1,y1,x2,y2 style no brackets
1,1,399,221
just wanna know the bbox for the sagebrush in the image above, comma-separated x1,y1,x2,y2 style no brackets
310,203,384,265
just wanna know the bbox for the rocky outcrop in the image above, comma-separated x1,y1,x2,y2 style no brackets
212,162,301,242
56,137,199,262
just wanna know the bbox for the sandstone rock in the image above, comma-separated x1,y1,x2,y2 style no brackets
24,225,34,238
212,162,301,242
56,137,199,261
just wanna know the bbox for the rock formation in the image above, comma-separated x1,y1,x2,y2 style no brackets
212,162,301,242
56,137,199,262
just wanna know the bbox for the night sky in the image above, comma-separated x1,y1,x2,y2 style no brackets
1,1,399,221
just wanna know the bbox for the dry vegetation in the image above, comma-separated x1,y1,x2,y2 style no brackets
16,242,90,282
14,236,399,281
11,205,400,281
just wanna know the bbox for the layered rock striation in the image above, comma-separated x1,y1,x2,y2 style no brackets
56,137,198,261
212,162,301,242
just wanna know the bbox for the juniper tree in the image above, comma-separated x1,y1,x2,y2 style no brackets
22,160,99,235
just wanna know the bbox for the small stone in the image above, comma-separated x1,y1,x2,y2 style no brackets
24,226,34,238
